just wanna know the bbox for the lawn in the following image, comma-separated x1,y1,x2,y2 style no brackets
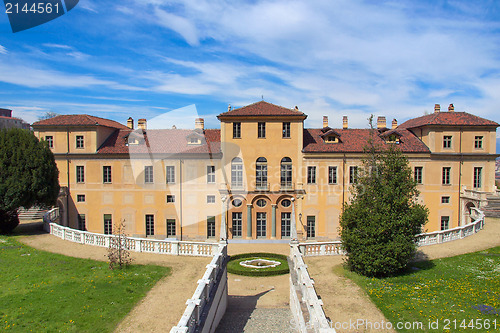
343,247,500,332
227,252,289,276
0,236,170,332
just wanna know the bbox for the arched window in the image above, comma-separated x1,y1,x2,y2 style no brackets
280,157,292,189
256,157,267,189
231,157,243,188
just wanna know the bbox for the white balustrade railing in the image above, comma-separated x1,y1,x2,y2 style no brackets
171,244,228,333
44,220,219,257
290,244,335,333
299,208,485,256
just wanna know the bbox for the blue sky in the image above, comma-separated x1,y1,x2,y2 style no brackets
1,0,500,140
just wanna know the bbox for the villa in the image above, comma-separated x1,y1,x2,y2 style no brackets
31,101,499,241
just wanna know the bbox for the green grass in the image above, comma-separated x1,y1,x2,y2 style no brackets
227,253,289,276
343,247,500,332
0,236,170,332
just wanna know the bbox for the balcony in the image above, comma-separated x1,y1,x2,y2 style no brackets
280,182,294,191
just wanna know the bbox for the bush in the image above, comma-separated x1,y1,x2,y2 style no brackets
227,253,289,277
340,122,428,277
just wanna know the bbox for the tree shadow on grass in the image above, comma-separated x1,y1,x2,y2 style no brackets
216,289,274,332
12,220,46,236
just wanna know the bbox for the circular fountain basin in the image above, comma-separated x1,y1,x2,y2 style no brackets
239,258,282,269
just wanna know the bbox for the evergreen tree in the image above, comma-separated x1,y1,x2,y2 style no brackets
339,121,428,277
0,128,60,233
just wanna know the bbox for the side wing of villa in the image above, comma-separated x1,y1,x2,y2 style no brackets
31,101,499,241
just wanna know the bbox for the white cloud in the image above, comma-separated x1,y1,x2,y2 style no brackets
0,45,6,54
154,7,200,46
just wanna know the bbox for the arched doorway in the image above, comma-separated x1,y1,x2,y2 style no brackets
464,202,476,224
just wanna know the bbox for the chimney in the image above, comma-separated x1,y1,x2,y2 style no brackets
343,116,348,129
392,119,398,129
448,103,454,112
127,117,134,129
323,116,328,128
138,118,147,130
434,104,440,113
172,125,177,129
195,118,204,130
377,116,386,129
228,104,231,112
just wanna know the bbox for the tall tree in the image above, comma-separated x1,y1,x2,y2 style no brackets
339,120,428,277
0,128,60,233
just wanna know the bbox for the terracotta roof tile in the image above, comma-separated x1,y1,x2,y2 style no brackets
303,128,430,153
217,101,306,118
399,112,499,129
97,129,221,155
32,115,129,129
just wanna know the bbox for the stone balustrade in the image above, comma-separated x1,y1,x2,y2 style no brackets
299,208,485,256
170,244,228,333
43,209,219,257
290,244,336,332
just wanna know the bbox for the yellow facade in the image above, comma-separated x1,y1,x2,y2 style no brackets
32,102,499,241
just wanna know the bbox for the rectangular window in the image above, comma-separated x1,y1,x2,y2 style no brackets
307,216,316,238
166,166,175,183
145,215,154,236
207,195,216,203
166,195,175,203
441,216,450,231
441,196,450,204
442,167,451,185
282,122,291,138
233,122,241,139
145,166,153,183
76,135,84,149
414,167,423,184
76,166,85,183
231,160,243,188
77,194,85,202
258,122,266,138
103,166,112,183
328,166,337,184
104,214,112,235
307,166,316,184
232,212,242,237
45,136,53,148
281,212,291,238
256,212,267,237
207,166,215,183
474,167,482,188
207,216,216,238
166,219,176,237
443,135,452,149
78,214,86,231
349,166,358,184
474,136,483,149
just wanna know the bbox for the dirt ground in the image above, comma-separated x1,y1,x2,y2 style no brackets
15,221,211,332
305,217,500,333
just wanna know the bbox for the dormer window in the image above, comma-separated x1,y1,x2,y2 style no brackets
189,137,200,145
386,134,400,144
325,136,339,143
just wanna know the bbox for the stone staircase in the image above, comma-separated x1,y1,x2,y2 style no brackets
18,207,47,220
482,196,500,218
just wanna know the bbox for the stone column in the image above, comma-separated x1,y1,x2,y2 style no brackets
290,198,298,244
246,204,252,239
271,204,277,239
219,196,227,243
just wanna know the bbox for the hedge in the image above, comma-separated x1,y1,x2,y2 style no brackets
227,252,289,277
